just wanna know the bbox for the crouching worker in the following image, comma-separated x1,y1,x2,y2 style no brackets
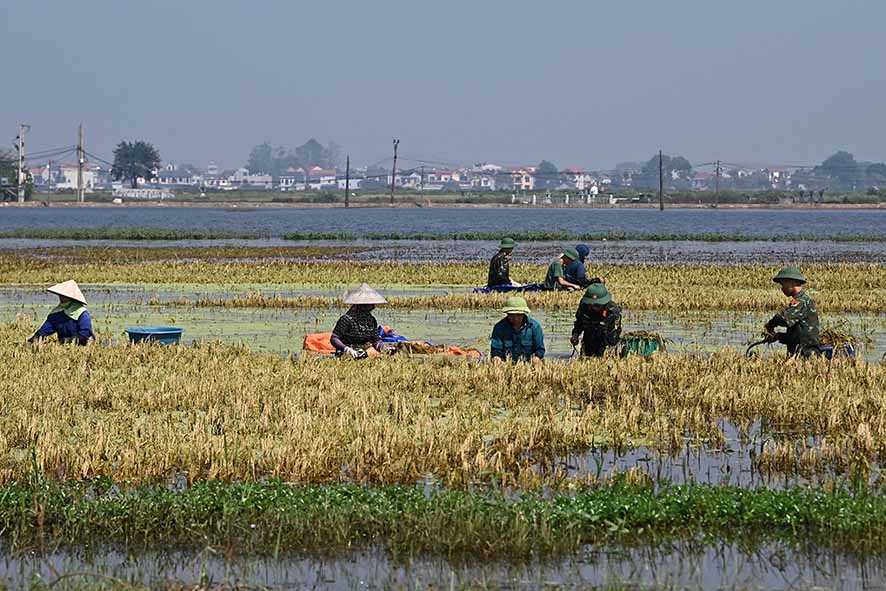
570,283,621,357
543,247,582,291
330,283,388,359
763,266,821,358
490,296,545,363
28,280,94,345
487,237,520,287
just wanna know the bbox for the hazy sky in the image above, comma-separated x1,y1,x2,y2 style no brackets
3,1,884,170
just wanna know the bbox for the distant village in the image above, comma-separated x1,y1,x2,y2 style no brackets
22,159,869,202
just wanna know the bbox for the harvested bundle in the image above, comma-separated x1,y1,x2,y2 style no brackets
819,323,861,360
619,331,668,358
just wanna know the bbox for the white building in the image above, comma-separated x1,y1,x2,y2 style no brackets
56,164,97,191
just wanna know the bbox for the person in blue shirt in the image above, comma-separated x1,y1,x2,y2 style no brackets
28,280,94,346
490,296,545,363
565,243,603,288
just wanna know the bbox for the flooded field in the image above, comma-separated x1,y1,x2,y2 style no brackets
1,285,882,360
1,237,884,264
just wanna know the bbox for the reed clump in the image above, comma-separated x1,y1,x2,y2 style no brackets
0,323,882,486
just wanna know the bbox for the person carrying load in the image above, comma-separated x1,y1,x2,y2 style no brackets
763,266,821,358
569,283,622,357
28,280,94,346
330,283,388,359
490,296,545,363
487,237,520,288
543,247,582,291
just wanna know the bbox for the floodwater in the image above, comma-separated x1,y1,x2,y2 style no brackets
1,287,882,361
4,237,885,264
1,206,884,239
5,542,886,590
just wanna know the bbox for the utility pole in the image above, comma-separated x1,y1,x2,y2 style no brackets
344,154,350,208
389,138,399,205
420,165,425,203
658,149,664,211
16,124,29,203
714,159,721,206
77,124,85,203
47,159,53,194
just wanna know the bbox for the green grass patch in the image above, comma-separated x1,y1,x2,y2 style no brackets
4,480,886,558
0,228,266,240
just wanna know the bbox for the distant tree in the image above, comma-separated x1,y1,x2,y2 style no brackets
815,151,859,186
0,150,15,190
322,141,344,169
112,141,161,188
534,160,559,189
637,153,693,189
866,162,886,183
296,139,326,168
247,142,274,175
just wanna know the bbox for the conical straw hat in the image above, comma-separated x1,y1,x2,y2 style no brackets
47,280,87,305
343,283,387,305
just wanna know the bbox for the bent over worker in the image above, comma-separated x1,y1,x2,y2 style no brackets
330,283,387,359
490,296,545,362
28,280,94,345
487,237,518,287
543,247,582,291
570,283,622,357
763,266,821,357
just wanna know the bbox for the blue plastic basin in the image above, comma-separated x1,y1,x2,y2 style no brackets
125,326,184,345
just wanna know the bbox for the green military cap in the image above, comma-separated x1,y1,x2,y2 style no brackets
500,237,516,249
501,296,531,315
581,283,612,305
562,247,580,261
772,266,807,284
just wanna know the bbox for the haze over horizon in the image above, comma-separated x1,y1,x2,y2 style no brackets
3,0,884,170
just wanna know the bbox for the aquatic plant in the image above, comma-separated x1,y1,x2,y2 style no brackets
1,480,885,557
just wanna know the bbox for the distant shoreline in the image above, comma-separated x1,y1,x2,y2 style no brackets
2,201,884,211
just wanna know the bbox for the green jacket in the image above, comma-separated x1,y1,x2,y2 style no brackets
766,290,820,355
543,260,566,290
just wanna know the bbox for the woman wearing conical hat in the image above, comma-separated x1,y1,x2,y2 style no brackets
28,280,95,345
330,284,387,359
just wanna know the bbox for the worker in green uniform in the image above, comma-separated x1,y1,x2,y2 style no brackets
490,296,545,363
570,283,622,357
763,266,821,357
487,237,519,287
543,247,582,291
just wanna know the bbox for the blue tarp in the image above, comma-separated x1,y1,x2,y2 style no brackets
472,283,546,294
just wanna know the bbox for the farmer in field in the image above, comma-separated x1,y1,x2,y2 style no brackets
570,283,622,357
490,296,545,363
487,237,520,287
543,247,582,291
330,283,388,359
763,266,821,357
28,280,94,346
564,243,603,288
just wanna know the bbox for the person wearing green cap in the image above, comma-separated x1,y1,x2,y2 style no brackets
543,248,582,291
487,237,521,288
569,283,622,357
490,296,545,363
763,266,821,357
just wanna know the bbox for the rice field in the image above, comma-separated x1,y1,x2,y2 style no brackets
0,243,884,588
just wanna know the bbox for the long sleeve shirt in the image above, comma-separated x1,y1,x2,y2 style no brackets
766,290,820,355
32,308,94,345
487,251,511,287
330,307,382,351
490,316,545,362
572,302,622,356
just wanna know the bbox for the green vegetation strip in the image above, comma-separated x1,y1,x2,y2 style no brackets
0,228,883,242
4,481,886,557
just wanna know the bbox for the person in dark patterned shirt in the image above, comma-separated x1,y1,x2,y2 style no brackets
763,266,821,357
487,237,518,287
330,284,388,358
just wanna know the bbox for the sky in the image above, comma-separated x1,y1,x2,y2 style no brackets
2,0,884,170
